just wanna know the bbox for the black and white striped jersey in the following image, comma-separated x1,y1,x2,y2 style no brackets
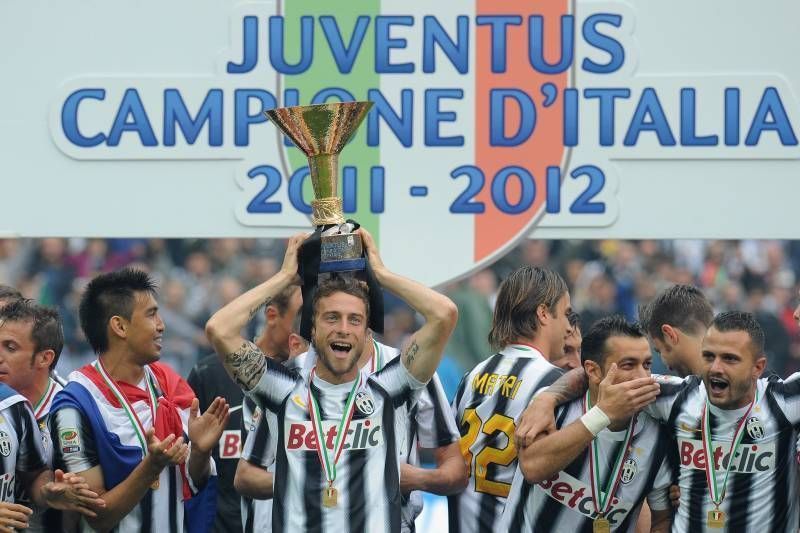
17,377,63,533
645,373,800,532
499,400,673,532
0,391,47,504
448,344,563,533
240,354,304,533
240,396,274,533
245,354,425,533
291,342,461,531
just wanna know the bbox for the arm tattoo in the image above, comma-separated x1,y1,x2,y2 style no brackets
546,368,588,404
404,340,419,368
226,340,267,390
248,297,273,320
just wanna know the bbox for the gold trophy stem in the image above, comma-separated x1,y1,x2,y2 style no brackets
308,153,345,226
308,153,338,198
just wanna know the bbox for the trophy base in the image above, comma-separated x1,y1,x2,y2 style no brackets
320,232,365,274
319,258,366,273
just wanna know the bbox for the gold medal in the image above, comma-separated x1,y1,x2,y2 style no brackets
151,478,160,490
707,509,725,528
322,486,338,507
593,516,611,533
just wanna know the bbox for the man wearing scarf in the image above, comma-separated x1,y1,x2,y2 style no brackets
50,269,230,532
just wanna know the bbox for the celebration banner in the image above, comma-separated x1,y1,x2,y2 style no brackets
2,0,799,285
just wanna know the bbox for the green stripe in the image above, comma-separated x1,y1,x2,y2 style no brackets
284,3,381,245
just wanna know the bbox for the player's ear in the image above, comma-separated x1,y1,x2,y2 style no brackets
753,355,767,379
584,360,603,385
536,303,549,325
661,324,679,346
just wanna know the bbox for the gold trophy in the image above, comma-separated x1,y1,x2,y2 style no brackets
265,101,373,274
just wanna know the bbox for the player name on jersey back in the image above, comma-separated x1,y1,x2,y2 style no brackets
470,371,524,399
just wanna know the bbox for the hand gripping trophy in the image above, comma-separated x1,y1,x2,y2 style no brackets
264,101,383,338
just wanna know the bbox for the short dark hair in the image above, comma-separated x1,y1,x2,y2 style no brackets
0,285,22,305
311,277,370,325
488,266,568,350
711,311,765,357
568,310,581,330
638,285,713,341
581,315,645,367
0,299,64,370
79,269,158,354
271,285,299,316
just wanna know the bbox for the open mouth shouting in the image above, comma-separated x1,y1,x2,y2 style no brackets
707,375,729,396
329,341,353,359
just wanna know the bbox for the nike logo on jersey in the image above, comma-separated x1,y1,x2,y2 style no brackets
285,418,383,452
679,438,775,473
537,471,633,526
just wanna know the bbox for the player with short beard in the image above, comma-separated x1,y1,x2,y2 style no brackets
206,229,457,533
500,316,672,532
524,311,800,532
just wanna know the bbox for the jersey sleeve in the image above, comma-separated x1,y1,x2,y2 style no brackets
247,358,301,413
643,375,696,422
49,406,99,474
767,372,800,426
371,357,427,407
646,455,674,512
415,373,460,449
11,402,47,473
241,399,273,468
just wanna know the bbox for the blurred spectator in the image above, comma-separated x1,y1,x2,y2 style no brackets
444,269,496,373
1,237,799,380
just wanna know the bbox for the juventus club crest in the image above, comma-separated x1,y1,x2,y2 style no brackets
0,431,10,457
621,458,638,484
746,417,765,440
355,391,375,415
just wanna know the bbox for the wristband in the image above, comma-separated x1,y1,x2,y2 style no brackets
580,405,611,436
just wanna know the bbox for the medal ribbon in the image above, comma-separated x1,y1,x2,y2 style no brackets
94,359,159,457
33,377,58,420
307,368,362,486
370,339,383,373
584,390,637,517
701,388,758,507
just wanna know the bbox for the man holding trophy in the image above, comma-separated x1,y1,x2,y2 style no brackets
205,101,459,532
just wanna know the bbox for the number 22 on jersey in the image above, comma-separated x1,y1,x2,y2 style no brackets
459,407,517,498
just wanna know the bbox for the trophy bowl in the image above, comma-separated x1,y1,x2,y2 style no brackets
265,101,373,273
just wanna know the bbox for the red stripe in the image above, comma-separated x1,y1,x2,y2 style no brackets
78,364,122,407
474,0,570,261
35,382,57,419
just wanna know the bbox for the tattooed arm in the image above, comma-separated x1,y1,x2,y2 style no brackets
205,233,305,390
513,368,588,448
359,229,458,383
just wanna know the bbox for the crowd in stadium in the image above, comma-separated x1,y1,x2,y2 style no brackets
2,237,799,382
1,235,800,533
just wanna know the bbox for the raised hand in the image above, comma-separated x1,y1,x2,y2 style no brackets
0,501,32,532
596,364,660,424
357,228,386,274
40,469,106,517
146,428,190,470
188,397,230,454
279,233,308,285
